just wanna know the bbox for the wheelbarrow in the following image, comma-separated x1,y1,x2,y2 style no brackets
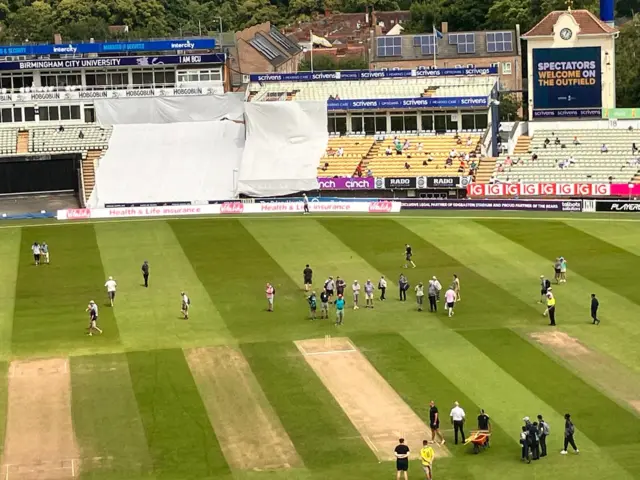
464,430,491,454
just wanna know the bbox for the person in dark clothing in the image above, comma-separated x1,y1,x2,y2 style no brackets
428,281,438,312
537,414,550,457
399,274,409,301
477,409,491,446
529,422,540,460
394,438,410,480
336,277,346,297
520,426,530,463
141,260,149,287
561,414,579,454
303,264,313,292
591,294,600,325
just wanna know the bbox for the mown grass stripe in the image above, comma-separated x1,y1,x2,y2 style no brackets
321,218,540,329
0,361,6,460
70,354,153,480
126,349,229,479
170,219,319,342
0,229,20,359
459,328,640,448
240,341,376,469
94,221,232,351
12,225,121,357
476,219,640,307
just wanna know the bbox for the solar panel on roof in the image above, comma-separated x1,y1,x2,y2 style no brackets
486,31,514,53
376,36,402,57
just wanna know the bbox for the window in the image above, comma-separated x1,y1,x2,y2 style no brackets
249,35,283,61
461,113,475,130
269,28,300,54
13,107,21,122
40,71,82,88
0,73,33,91
84,106,95,123
490,62,499,69
377,36,402,57
413,35,437,56
85,69,129,89
475,112,488,129
449,33,475,54
487,32,514,53
502,62,512,75
421,113,434,131
351,113,386,134
466,64,475,68
328,114,347,134
38,105,81,122
390,111,418,132
177,68,222,83
1,108,11,123
24,107,35,122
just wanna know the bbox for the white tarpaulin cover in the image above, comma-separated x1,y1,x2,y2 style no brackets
237,101,325,197
87,121,245,207
94,93,245,125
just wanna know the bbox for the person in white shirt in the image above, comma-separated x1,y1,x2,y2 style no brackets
31,242,41,265
336,147,344,156
444,288,456,317
181,291,191,319
431,276,442,301
364,279,375,308
105,276,117,307
378,275,387,301
41,242,50,264
415,282,424,311
303,193,310,215
449,401,466,444
352,280,361,310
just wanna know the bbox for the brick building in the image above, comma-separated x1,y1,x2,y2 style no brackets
370,22,523,93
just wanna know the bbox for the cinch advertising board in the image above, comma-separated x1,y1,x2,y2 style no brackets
532,47,601,118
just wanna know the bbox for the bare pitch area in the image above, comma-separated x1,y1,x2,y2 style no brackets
185,346,302,471
2,358,79,479
295,337,449,461
530,331,640,415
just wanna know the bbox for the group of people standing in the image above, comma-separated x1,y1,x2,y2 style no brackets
520,414,578,463
31,241,50,265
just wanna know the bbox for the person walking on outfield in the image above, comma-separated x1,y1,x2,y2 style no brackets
352,280,360,310
265,283,275,312
308,292,317,320
335,294,345,326
452,274,461,301
429,401,445,445
420,440,435,480
591,294,600,325
320,288,329,319
399,274,409,301
32,242,41,266
477,409,491,447
449,401,466,445
520,426,531,463
444,287,456,317
428,280,438,313
432,276,442,302
553,258,562,284
364,279,375,308
415,282,425,311
537,414,550,457
41,242,50,264
539,275,551,303
378,275,387,301
560,257,568,283
561,414,579,455
181,291,191,319
141,260,150,287
543,288,556,326
302,193,310,214
105,276,117,307
303,264,313,292
394,438,410,480
404,244,416,269
85,300,102,336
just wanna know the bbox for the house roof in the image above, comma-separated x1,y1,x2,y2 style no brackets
523,9,618,37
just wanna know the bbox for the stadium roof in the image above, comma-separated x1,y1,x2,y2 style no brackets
523,9,618,37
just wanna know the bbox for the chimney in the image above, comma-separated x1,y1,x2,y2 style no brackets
371,10,377,28
599,0,614,26
441,22,448,33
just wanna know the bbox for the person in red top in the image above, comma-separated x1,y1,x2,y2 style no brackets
266,283,275,312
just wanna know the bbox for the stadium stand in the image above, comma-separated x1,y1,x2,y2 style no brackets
248,77,495,102
318,136,375,176
0,128,18,155
30,125,112,154
319,133,482,177
492,129,640,183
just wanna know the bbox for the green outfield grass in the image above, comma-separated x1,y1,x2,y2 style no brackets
0,213,639,480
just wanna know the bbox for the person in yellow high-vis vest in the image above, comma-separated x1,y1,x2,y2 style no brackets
543,288,556,326
420,440,435,480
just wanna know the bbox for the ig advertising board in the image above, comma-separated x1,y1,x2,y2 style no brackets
532,47,602,118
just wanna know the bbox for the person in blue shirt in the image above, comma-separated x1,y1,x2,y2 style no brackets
335,294,345,325
308,292,317,320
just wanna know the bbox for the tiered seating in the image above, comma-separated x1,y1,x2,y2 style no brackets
366,134,481,177
249,77,495,102
317,136,375,176
30,125,112,155
493,129,640,183
0,128,18,155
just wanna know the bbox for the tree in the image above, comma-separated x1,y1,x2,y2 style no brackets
235,0,279,28
615,16,640,107
498,93,522,121
6,1,55,42
403,0,443,34
486,0,535,31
